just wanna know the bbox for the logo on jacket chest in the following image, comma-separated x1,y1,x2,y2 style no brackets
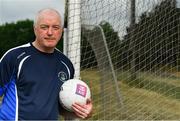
58,71,68,82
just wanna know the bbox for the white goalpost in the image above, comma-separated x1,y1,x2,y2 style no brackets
65,0,81,79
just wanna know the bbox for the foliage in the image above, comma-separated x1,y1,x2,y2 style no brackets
0,20,34,57
124,0,180,71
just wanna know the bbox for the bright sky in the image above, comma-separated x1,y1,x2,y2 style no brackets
0,0,65,25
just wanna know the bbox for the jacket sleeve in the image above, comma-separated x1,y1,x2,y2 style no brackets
0,51,15,96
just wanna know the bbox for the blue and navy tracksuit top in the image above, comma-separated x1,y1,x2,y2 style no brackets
0,42,74,120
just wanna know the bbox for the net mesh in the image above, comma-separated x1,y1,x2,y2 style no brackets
67,0,180,120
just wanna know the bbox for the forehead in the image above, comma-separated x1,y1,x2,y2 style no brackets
37,11,61,26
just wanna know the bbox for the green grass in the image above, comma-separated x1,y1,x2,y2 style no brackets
81,69,180,120
120,82,180,120
118,71,180,99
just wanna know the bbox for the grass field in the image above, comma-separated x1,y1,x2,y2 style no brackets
81,69,180,120
119,82,180,119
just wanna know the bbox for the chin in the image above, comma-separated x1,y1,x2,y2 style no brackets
46,44,56,48
45,42,58,48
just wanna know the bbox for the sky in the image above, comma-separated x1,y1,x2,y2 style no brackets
0,0,65,25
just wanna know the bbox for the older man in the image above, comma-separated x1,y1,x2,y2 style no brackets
0,8,92,120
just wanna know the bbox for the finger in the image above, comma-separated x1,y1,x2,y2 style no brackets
73,109,86,119
72,101,93,118
72,103,89,114
72,105,88,119
74,113,85,119
73,102,86,109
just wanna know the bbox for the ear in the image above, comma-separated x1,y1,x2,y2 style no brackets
33,26,37,36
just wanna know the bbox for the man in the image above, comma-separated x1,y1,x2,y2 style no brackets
0,8,92,120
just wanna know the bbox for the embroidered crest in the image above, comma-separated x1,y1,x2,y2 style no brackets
58,71,68,82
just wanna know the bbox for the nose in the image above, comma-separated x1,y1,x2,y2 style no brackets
47,28,53,36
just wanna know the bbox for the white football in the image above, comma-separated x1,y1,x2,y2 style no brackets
59,79,91,112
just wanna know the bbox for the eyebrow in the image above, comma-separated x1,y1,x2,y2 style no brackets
40,24,61,27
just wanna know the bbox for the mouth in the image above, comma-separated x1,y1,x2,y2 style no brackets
44,38,57,43
44,37,56,40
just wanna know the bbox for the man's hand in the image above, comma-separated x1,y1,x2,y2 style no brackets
72,98,93,119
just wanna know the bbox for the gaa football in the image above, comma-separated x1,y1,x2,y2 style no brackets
59,79,91,112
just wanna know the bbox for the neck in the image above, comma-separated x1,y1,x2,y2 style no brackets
32,41,54,53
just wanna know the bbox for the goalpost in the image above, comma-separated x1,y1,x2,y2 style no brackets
65,0,180,120
65,0,81,79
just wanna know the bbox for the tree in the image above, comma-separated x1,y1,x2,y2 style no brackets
123,0,179,71
0,20,34,57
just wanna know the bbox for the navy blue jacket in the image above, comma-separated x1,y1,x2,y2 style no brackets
0,43,74,120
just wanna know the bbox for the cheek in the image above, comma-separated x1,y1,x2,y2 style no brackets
37,31,46,39
57,31,62,39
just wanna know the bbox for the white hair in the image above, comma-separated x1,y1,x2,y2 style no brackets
33,8,64,28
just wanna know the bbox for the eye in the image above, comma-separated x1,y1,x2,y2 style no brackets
40,25,48,30
53,26,61,30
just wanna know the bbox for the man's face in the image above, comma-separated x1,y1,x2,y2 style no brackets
34,12,62,49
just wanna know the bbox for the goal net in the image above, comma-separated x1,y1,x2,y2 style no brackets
66,0,180,120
